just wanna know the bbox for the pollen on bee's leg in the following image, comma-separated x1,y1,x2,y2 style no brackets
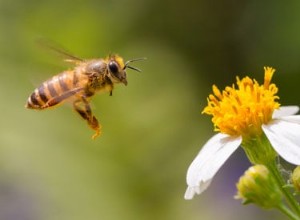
91,128,101,140
90,116,102,140
91,123,102,139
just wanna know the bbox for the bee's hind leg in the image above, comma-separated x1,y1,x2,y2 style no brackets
73,98,101,139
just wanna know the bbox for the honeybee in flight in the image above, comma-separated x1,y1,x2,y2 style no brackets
25,45,144,139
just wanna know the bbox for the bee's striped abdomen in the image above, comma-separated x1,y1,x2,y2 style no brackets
26,71,81,109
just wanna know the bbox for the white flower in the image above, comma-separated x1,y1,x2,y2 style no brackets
185,106,300,200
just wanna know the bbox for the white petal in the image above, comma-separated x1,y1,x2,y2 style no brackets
278,115,300,124
273,106,299,118
185,133,242,200
262,120,300,165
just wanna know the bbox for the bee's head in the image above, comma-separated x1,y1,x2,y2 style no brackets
107,55,145,86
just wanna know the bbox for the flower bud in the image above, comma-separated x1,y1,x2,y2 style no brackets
291,166,300,192
235,165,282,209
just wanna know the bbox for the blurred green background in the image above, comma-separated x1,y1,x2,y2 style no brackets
1,0,300,219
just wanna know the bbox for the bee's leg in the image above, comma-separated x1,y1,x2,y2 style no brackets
73,98,101,139
109,84,114,96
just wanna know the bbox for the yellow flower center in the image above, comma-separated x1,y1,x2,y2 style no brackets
203,67,280,138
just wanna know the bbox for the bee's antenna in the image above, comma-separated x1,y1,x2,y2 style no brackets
124,57,147,72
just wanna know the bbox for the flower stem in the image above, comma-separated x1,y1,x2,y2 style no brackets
268,161,300,217
276,203,300,220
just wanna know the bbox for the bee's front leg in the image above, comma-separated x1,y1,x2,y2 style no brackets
73,97,101,139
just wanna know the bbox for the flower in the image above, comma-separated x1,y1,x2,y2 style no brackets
185,67,300,200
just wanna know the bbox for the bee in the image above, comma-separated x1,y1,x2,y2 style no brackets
25,48,144,139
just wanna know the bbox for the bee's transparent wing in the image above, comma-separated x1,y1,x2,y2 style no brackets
36,38,84,64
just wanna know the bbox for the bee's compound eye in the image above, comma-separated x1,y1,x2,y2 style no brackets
108,61,119,74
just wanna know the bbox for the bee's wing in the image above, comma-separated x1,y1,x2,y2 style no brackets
36,38,84,64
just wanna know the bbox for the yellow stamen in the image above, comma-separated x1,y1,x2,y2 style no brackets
203,67,280,138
